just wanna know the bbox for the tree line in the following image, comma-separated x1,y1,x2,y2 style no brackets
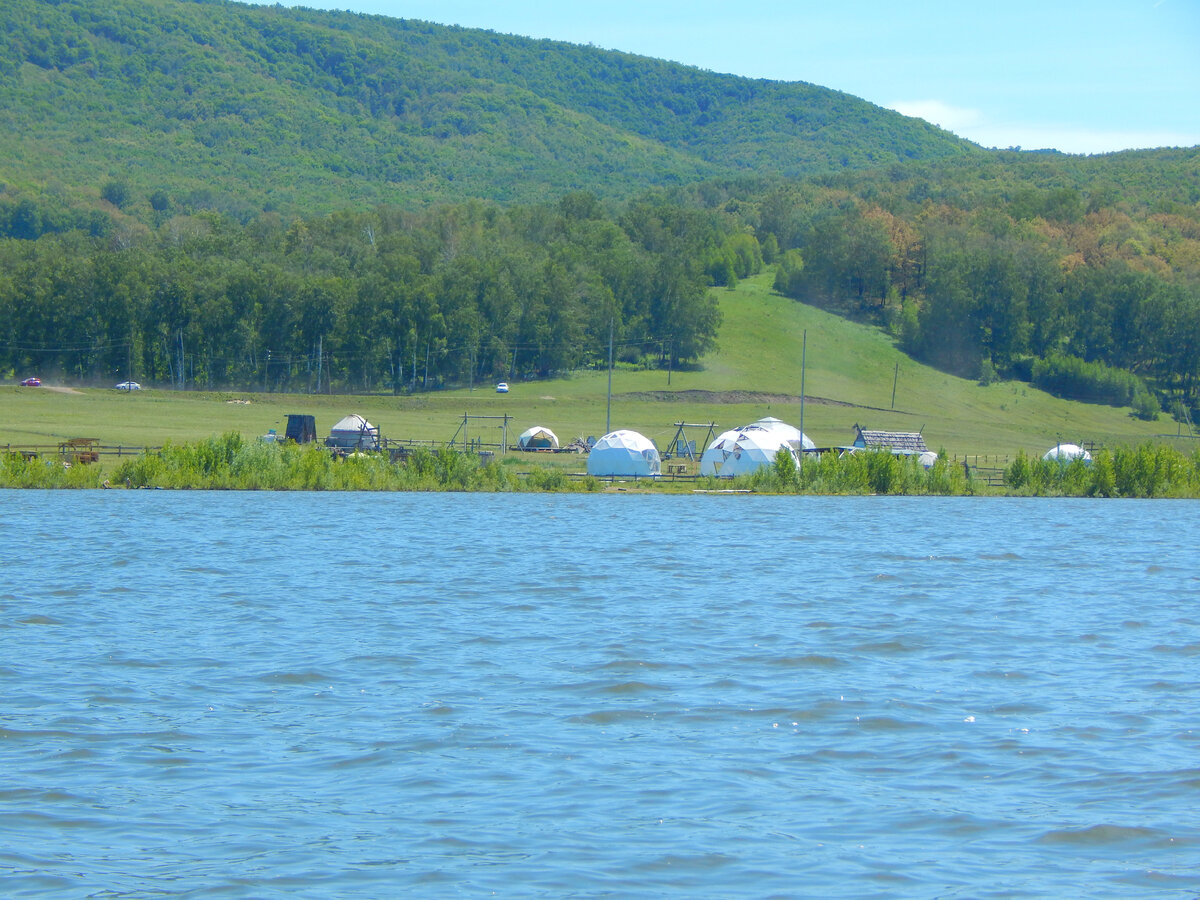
0,193,743,392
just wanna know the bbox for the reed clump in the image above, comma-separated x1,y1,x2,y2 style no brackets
736,447,973,496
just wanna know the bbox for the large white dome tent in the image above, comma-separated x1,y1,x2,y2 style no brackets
746,416,816,452
586,430,661,477
699,428,800,477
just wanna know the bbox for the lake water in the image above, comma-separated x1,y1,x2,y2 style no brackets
2,491,1198,898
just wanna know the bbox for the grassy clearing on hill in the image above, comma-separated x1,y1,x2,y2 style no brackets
1,272,1192,472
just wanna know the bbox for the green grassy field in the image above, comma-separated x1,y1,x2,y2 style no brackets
2,271,1193,470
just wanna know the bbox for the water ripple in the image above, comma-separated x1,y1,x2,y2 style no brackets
1,492,1198,897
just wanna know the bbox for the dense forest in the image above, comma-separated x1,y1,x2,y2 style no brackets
0,193,735,392
765,149,1200,415
0,0,973,220
1,0,1199,419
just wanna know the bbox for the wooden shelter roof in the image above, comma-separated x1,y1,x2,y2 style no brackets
853,426,928,452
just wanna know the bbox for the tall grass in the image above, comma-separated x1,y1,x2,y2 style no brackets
101,435,513,491
0,452,109,488
734,448,974,495
1005,443,1200,498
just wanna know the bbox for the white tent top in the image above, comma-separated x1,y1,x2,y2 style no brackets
586,430,661,476
1043,443,1091,462
746,416,816,451
517,425,559,449
330,413,377,435
699,428,800,477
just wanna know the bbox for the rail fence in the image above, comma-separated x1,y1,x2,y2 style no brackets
3,442,162,464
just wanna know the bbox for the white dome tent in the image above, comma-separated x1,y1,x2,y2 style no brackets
517,425,559,451
586,430,661,477
746,416,816,452
1043,443,1092,463
699,428,801,477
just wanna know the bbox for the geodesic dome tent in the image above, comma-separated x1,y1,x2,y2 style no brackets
1043,443,1091,463
517,425,559,450
746,416,816,452
586,430,661,476
699,428,801,477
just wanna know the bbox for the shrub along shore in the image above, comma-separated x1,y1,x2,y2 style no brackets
4,433,1200,497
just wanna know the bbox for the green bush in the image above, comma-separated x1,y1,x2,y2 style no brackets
1131,390,1160,421
1031,353,1151,409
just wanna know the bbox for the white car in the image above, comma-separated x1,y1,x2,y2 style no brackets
115,381,142,391
496,382,509,393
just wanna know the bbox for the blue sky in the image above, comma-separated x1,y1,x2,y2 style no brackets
272,0,1199,155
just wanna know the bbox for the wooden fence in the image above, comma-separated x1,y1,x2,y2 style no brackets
3,442,161,463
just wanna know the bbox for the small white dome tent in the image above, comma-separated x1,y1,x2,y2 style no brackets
699,428,800,477
1043,443,1091,463
586,430,661,476
517,425,559,450
918,450,939,469
747,416,816,452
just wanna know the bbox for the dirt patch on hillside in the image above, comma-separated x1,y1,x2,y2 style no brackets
621,389,859,408
41,385,84,395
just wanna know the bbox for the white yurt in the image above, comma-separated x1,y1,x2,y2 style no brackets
699,428,800,477
918,450,939,469
327,413,379,450
1043,443,1091,463
586,430,661,476
517,425,559,451
747,416,816,452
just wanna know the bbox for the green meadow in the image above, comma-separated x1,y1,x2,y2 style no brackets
2,272,1192,469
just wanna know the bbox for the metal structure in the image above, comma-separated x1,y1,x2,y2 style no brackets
664,422,718,460
451,413,512,453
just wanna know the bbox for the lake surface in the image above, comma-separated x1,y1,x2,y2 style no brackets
2,491,1198,898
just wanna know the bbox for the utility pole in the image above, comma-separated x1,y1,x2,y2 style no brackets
799,330,807,479
606,318,614,435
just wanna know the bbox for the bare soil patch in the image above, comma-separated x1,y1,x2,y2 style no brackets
620,389,877,409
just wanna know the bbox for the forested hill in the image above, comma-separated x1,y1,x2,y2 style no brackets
0,0,977,221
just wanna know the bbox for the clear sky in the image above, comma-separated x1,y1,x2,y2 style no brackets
271,0,1200,155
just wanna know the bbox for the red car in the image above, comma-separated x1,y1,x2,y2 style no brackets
20,377,41,387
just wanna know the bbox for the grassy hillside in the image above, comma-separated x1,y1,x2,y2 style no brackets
3,272,1186,465
0,0,977,222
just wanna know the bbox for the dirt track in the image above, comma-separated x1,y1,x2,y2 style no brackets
619,389,899,413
